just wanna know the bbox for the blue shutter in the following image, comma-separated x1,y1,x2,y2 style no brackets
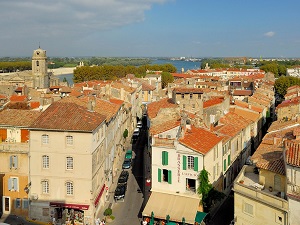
183,156,187,170
8,178,12,190
10,156,13,169
194,157,198,171
13,178,18,191
23,199,29,209
14,156,18,169
168,170,172,184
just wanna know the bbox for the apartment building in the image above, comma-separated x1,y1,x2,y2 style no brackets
0,109,41,217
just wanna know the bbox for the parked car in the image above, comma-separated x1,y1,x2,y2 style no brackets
137,121,142,128
122,159,131,169
118,171,129,184
125,150,133,159
132,128,140,143
114,183,127,200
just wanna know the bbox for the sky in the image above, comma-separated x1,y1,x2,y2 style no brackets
1,0,300,58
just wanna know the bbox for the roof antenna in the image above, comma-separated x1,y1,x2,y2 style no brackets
39,42,40,48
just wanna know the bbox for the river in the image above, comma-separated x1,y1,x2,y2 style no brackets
57,59,202,86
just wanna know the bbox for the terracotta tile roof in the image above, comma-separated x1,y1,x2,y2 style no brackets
172,73,194,79
256,156,285,175
234,99,263,113
150,119,181,135
30,101,40,109
10,95,27,102
0,94,7,99
30,101,106,132
179,126,223,155
61,86,72,93
15,87,23,92
141,81,156,91
147,98,177,119
49,86,61,90
230,107,260,122
248,96,269,107
285,141,300,167
203,98,223,108
109,98,124,105
267,120,300,133
216,112,251,138
111,81,136,94
61,96,120,122
0,109,42,127
173,87,204,94
276,97,300,109
232,90,252,96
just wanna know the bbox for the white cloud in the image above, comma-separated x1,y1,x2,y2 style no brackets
0,0,169,39
264,31,275,37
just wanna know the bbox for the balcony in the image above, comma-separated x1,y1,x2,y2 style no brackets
0,141,29,152
234,165,288,211
153,137,175,148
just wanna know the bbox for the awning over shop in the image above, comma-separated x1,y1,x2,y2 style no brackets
142,191,201,224
49,202,89,210
195,211,207,224
94,184,106,206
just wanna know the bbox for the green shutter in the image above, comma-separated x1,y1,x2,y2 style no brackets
165,151,168,165
183,155,187,170
228,154,231,166
224,159,226,171
168,170,172,184
194,157,198,171
158,168,161,182
162,151,165,165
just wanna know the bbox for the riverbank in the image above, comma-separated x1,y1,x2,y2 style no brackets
51,67,76,75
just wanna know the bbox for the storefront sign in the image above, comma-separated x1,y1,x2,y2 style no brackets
49,202,89,210
177,153,181,182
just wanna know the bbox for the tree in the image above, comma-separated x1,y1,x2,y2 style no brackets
275,76,300,97
123,129,128,139
197,169,225,212
161,72,174,89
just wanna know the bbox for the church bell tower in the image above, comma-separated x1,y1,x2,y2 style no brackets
32,46,49,88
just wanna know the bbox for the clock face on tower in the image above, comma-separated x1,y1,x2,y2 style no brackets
36,51,40,55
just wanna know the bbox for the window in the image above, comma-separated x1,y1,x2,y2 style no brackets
42,180,49,194
183,156,198,171
66,157,74,170
228,154,231,167
22,199,29,209
183,104,185,108
66,135,73,145
243,202,253,216
198,94,201,99
10,155,18,169
190,93,193,99
162,151,168,165
181,94,184,99
158,169,172,184
42,134,49,144
187,156,194,170
8,177,19,191
36,61,39,66
224,159,227,171
15,198,21,208
42,155,49,169
66,182,73,195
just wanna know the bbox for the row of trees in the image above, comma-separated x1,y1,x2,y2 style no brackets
0,61,31,72
73,64,176,83
274,76,300,97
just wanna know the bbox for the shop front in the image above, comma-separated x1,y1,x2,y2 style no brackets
50,202,90,225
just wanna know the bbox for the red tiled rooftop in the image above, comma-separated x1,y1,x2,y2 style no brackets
0,109,42,127
173,87,204,94
147,98,177,119
172,73,194,79
203,98,223,108
179,126,223,155
10,95,27,102
285,141,300,167
150,119,181,135
31,101,106,131
232,90,252,96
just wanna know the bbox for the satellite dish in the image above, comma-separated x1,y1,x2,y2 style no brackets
39,106,43,111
